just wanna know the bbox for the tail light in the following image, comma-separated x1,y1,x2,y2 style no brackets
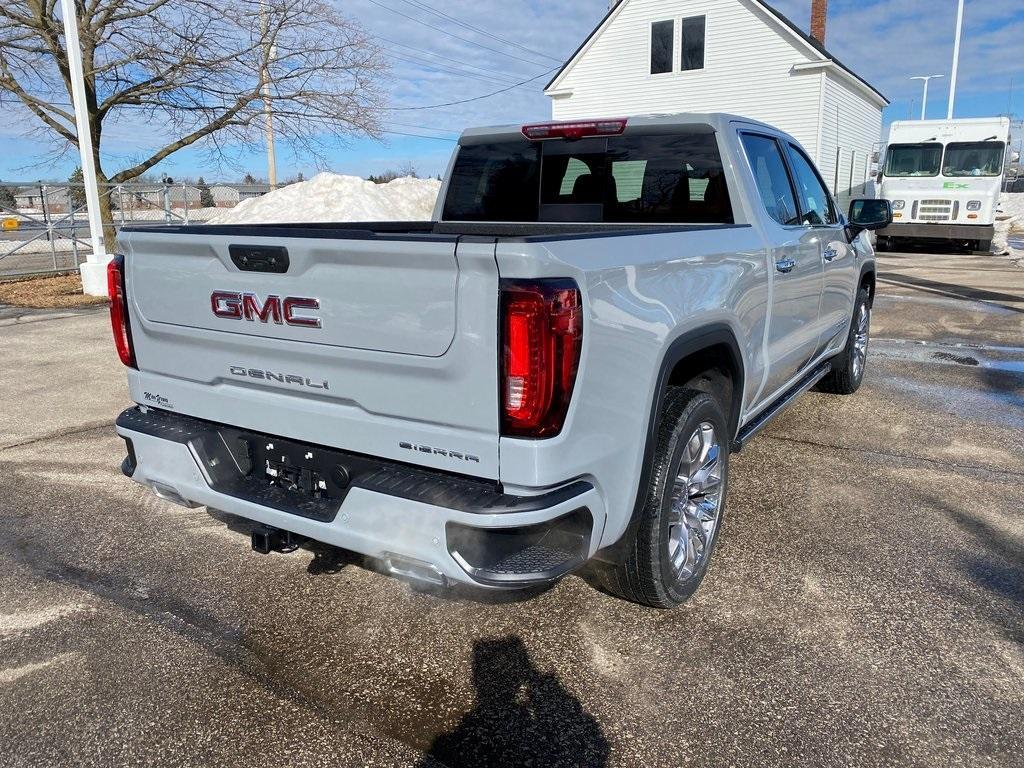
521,119,627,141
500,279,582,437
107,255,136,369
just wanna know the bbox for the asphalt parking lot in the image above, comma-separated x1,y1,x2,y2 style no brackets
1,250,1021,768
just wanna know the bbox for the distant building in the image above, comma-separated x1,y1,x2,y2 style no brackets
545,0,889,204
210,184,270,208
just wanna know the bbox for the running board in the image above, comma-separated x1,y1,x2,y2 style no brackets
732,361,833,452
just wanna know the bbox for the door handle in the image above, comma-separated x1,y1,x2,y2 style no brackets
775,258,796,274
823,246,839,262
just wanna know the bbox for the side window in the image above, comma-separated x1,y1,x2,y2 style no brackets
559,158,592,196
740,134,799,226
650,20,674,74
680,15,706,71
786,145,837,226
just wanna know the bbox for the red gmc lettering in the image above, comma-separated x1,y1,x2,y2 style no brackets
211,290,242,319
242,294,283,324
211,291,320,328
283,297,322,328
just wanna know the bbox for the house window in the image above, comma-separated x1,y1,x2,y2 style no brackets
680,15,706,71
650,20,674,74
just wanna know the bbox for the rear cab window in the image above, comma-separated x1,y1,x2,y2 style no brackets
442,131,734,224
739,134,799,226
785,144,837,226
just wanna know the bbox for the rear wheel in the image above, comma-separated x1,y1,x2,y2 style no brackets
600,388,729,608
819,287,871,395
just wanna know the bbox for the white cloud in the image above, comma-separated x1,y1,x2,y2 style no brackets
2,0,1021,179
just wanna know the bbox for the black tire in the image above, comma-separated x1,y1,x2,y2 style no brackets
876,236,892,252
974,240,992,255
601,388,729,608
819,287,871,395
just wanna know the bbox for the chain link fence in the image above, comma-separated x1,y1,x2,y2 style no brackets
0,181,278,279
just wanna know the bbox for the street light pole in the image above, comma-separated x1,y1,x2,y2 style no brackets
59,0,110,295
947,0,965,119
259,1,278,190
911,75,944,120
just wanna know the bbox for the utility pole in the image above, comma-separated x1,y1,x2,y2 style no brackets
60,0,109,295
911,75,944,120
260,1,278,190
947,0,964,120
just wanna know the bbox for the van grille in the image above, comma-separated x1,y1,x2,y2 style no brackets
918,199,956,222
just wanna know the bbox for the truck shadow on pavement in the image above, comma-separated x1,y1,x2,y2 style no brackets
420,637,609,768
877,274,1024,314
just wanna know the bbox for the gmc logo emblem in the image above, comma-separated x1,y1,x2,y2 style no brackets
211,291,321,328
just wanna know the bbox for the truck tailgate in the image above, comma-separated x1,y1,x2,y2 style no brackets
121,229,501,479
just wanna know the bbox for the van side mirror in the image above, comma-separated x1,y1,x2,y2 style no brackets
847,198,892,237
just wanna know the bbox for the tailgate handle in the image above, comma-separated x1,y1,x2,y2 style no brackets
229,245,290,274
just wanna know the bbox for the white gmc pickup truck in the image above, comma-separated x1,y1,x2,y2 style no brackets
112,114,891,608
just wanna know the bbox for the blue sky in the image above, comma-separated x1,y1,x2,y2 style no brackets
1,0,1022,182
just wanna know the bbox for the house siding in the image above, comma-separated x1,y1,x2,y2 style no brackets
819,71,883,207
550,0,826,160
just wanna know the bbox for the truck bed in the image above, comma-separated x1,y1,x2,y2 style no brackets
121,221,748,242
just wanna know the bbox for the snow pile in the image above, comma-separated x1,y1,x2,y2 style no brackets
994,192,1024,263
209,173,441,225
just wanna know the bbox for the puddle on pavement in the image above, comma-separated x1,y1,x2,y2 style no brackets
880,373,1024,431
873,339,1024,375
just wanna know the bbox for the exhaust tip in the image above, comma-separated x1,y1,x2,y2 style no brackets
382,553,448,588
150,482,200,509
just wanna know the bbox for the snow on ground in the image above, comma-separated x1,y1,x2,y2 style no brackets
995,193,1024,265
0,238,78,256
209,173,441,225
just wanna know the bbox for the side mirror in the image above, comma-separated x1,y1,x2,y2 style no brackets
847,198,892,237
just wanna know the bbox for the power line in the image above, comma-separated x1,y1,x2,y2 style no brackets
388,52,519,86
387,120,460,135
363,0,551,70
380,128,456,142
398,0,563,63
5,95,460,142
380,35,526,84
386,66,558,111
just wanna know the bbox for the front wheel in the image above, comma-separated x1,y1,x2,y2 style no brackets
600,388,729,608
819,287,871,395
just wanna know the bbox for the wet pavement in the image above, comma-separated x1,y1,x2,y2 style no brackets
1,250,1022,767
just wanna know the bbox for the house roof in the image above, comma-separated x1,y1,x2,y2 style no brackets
545,0,889,106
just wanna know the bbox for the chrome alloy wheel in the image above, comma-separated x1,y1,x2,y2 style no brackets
667,422,724,581
852,301,870,381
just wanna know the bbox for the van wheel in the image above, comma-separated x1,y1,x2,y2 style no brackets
819,287,871,395
601,388,729,608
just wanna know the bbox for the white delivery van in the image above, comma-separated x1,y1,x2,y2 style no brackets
877,117,1012,252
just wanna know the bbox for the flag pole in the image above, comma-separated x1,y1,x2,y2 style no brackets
60,0,110,295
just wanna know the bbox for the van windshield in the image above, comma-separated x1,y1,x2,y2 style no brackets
442,132,733,224
884,143,943,177
942,142,1005,177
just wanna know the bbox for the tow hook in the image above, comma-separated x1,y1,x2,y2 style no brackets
251,524,307,555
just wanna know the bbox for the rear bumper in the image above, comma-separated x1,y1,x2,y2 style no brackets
878,222,995,241
116,407,603,589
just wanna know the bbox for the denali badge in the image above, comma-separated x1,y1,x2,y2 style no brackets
212,291,321,328
399,442,480,463
230,366,329,390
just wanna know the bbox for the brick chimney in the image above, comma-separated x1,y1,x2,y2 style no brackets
810,0,828,45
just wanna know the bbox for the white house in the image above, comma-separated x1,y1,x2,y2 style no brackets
546,0,889,205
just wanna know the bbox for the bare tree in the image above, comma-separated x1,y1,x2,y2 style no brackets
0,0,387,240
